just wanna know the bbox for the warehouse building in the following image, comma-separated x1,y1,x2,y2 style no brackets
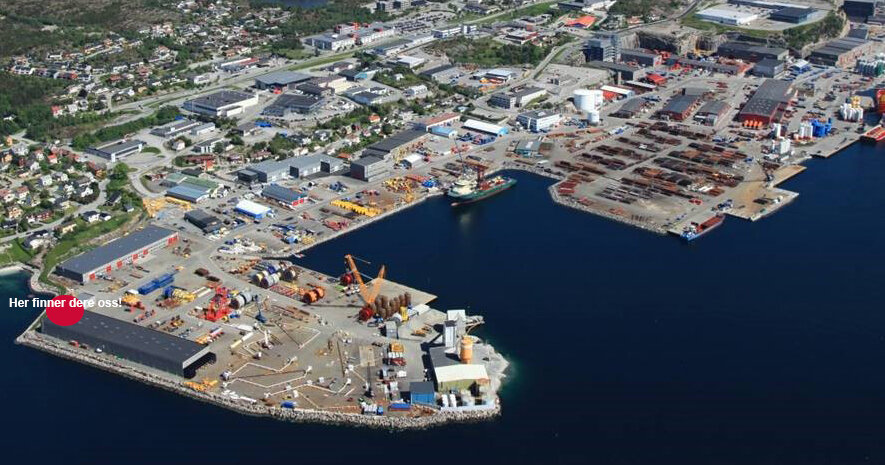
362,129,427,160
262,94,325,117
843,0,879,19
696,7,758,25
262,184,307,208
408,381,436,405
695,100,730,125
463,119,509,136
738,78,795,124
42,310,215,378
489,86,547,109
620,48,662,67
516,110,561,132
254,71,312,91
658,94,701,121
420,64,461,83
151,119,201,138
235,199,272,219
87,139,146,163
166,184,210,203
350,156,388,182
752,58,785,77
428,345,490,392
586,61,645,81
808,37,874,67
55,225,178,283
769,7,814,23
185,209,222,233
612,98,647,118
183,90,259,117
716,41,788,62
238,160,289,183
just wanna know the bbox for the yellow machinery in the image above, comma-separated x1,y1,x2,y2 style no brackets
344,254,386,307
330,199,381,217
122,294,141,306
165,196,192,211
851,95,862,109
171,288,196,303
143,198,166,217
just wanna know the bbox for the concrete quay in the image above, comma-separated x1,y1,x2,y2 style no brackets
16,330,502,430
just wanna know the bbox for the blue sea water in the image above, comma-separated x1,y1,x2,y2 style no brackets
3,142,885,464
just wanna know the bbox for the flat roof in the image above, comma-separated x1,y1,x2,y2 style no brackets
697,100,730,115
167,184,209,202
57,225,175,276
740,78,793,118
42,310,209,366
365,129,426,153
93,139,144,155
187,90,254,110
235,199,271,215
255,71,312,86
463,119,506,135
262,184,305,203
661,94,700,115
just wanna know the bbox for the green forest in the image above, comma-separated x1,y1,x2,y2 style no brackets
430,37,553,67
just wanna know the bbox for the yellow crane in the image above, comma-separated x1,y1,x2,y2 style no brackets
344,254,385,306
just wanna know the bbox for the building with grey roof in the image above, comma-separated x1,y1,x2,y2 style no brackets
808,37,873,67
86,139,146,163
658,94,701,121
695,100,730,124
254,71,312,90
586,60,644,81
752,58,785,78
262,94,324,117
716,41,788,62
738,78,794,124
362,129,427,160
350,156,388,182
42,310,215,378
183,90,258,117
150,119,200,138
612,98,646,118
55,225,178,283
769,7,814,23
166,184,210,203
185,209,222,233
261,184,307,207
420,64,460,82
620,48,661,67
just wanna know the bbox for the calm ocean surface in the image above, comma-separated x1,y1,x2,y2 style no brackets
3,142,885,464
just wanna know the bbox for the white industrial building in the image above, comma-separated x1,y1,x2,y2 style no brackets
516,110,562,133
463,119,509,136
696,7,759,25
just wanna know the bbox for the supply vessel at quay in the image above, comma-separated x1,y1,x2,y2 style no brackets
681,214,724,242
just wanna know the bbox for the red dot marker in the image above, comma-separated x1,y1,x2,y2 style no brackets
46,295,85,326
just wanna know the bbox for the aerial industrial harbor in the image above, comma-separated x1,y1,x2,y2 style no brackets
5,0,885,429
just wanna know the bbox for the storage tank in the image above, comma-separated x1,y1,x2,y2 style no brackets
459,336,474,364
573,89,592,112
574,89,603,113
587,110,601,125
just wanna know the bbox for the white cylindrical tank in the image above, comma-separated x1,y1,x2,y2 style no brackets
587,110,601,125
574,89,603,113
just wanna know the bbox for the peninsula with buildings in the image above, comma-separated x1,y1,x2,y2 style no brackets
3,0,885,426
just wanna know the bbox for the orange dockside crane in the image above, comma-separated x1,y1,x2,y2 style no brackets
343,254,386,321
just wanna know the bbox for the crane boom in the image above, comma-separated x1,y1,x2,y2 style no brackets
344,254,386,305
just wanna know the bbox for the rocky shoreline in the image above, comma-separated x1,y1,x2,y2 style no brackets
15,329,501,430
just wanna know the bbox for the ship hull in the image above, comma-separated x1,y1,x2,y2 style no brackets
681,215,724,242
449,178,516,206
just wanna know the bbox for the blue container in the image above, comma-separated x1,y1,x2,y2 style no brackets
281,401,295,409
137,282,157,295
389,402,410,411
376,406,384,415
163,286,176,298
